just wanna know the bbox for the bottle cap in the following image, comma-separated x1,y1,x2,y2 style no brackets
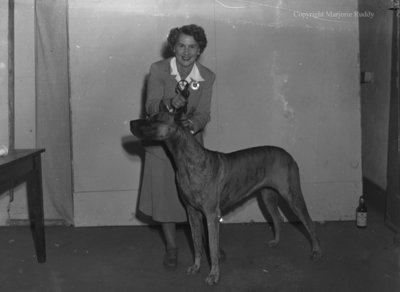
0,145,9,157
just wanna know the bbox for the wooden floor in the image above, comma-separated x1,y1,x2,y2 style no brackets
0,207,399,292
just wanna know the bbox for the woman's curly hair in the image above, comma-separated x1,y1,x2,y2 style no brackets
167,24,208,54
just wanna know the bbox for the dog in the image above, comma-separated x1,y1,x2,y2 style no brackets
130,106,322,285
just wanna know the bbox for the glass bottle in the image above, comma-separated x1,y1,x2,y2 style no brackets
356,196,367,228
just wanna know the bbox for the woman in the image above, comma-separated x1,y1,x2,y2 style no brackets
138,24,215,269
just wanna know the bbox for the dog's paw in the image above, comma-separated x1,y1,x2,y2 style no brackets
310,250,322,262
268,239,279,248
205,272,220,286
186,264,200,275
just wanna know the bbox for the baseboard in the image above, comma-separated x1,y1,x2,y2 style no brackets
7,219,67,226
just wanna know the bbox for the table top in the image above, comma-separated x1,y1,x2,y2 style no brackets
0,149,45,168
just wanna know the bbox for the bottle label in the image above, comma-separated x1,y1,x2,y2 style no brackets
356,212,367,227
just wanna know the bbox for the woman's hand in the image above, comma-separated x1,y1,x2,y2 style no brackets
170,94,187,109
181,119,195,134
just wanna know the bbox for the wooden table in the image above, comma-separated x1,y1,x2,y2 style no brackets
0,149,46,263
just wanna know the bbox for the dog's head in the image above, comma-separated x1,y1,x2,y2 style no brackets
130,109,178,141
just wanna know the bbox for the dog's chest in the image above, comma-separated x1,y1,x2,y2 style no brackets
176,171,210,207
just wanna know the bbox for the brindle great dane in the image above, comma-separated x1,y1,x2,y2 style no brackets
130,106,322,285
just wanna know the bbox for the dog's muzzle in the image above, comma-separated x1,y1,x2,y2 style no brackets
130,119,148,138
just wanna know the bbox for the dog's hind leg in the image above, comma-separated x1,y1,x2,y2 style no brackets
279,164,322,261
288,193,322,261
260,188,284,247
186,205,204,275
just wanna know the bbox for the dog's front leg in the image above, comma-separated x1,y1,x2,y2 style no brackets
186,205,203,275
205,212,220,285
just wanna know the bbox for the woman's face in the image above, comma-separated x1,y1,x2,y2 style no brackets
173,33,200,69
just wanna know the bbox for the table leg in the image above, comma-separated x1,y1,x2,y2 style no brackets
27,155,46,263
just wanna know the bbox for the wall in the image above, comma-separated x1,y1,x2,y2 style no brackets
0,0,10,225
208,0,362,223
0,0,74,226
0,0,37,225
8,0,36,222
69,0,362,226
35,0,73,224
0,1,10,148
359,0,393,191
